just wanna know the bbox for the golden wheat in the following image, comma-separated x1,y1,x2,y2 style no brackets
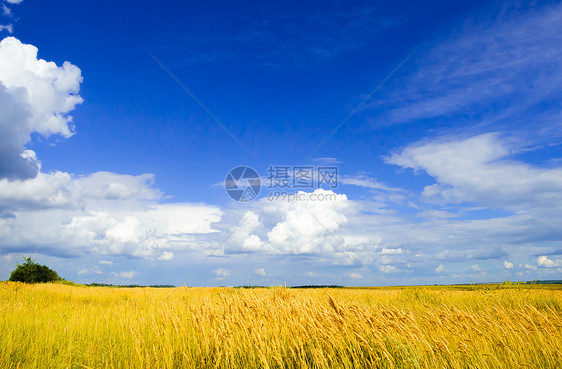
0,282,561,368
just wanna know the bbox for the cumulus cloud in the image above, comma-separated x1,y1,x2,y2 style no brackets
387,133,562,213
503,260,513,269
434,264,444,273
254,268,266,276
217,178,558,282
264,189,349,254
225,189,349,255
382,132,562,275
0,200,222,258
0,37,83,180
537,256,560,268
379,265,397,273
0,171,222,259
349,272,362,279
158,251,174,261
0,37,224,262
224,211,266,253
0,171,162,212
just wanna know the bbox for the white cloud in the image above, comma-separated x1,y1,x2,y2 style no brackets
77,172,162,201
503,260,513,269
312,157,341,165
0,24,12,33
416,210,458,219
0,37,227,263
387,133,562,213
225,189,350,255
0,176,222,258
0,37,83,180
379,265,397,273
112,271,135,279
214,268,231,278
379,247,403,255
99,260,113,265
264,189,349,254
254,268,266,276
435,264,444,273
340,175,402,192
212,169,561,282
78,268,87,274
349,272,362,279
6,1,24,5
470,264,481,271
226,211,265,252
158,251,174,261
2,5,11,17
537,256,561,268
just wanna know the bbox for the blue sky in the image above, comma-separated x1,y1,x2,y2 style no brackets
0,0,561,286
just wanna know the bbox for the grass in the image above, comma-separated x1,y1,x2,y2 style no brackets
0,282,561,368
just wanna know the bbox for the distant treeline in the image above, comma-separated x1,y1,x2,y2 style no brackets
522,280,562,285
83,281,561,289
291,285,345,289
84,284,345,289
232,285,344,289
467,280,562,285
86,283,175,288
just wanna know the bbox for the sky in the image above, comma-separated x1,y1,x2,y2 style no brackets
0,0,561,286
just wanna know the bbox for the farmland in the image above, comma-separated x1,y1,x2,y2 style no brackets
1,282,561,368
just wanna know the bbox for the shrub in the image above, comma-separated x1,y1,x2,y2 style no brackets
9,257,60,283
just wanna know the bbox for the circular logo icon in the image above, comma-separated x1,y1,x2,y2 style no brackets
225,166,261,202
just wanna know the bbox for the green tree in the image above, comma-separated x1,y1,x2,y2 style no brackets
9,257,60,283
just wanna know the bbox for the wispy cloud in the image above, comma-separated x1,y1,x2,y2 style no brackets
2,5,12,17
312,157,341,165
0,24,12,33
149,2,416,68
341,174,403,192
365,2,562,142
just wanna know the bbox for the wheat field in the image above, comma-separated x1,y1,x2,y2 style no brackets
0,282,561,368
